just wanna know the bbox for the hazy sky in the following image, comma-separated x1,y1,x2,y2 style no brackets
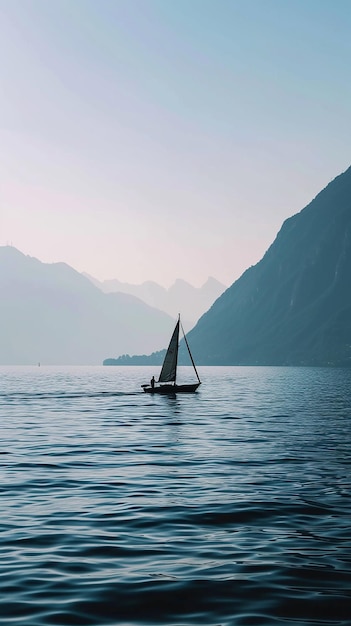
1,0,351,287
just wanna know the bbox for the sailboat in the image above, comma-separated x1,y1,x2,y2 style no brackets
141,315,201,394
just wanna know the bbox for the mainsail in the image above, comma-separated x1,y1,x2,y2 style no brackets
158,318,179,383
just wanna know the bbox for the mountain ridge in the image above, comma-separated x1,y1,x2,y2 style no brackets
85,273,226,327
185,165,351,366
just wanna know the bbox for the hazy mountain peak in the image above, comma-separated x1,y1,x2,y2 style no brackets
85,273,227,326
172,278,192,288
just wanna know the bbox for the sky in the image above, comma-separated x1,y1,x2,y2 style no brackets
1,0,351,288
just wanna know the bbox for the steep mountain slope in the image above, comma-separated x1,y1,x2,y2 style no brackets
0,247,173,365
186,166,351,366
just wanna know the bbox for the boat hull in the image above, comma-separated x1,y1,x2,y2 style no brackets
142,383,201,394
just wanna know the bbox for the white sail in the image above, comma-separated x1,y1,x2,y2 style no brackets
158,319,179,383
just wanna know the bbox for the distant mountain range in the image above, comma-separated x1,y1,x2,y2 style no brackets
111,166,351,367
0,246,224,365
0,247,174,365
84,274,226,328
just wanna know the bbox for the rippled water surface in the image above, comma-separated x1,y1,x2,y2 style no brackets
1,365,351,625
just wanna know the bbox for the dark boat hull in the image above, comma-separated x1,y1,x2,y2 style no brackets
142,383,201,394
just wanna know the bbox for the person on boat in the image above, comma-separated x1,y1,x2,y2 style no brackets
150,376,155,389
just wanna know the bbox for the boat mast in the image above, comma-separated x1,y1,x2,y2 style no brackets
174,314,180,386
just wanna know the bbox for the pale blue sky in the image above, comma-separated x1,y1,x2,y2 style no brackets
1,0,350,286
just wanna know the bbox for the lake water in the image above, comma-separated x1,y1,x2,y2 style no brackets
1,365,350,626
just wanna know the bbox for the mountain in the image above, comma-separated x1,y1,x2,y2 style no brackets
0,247,173,365
85,274,226,327
185,166,351,366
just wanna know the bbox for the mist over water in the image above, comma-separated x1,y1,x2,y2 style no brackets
1,365,350,625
